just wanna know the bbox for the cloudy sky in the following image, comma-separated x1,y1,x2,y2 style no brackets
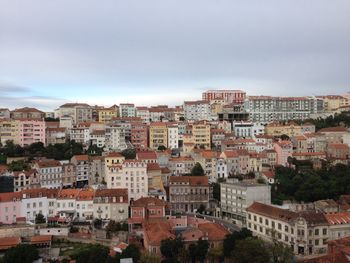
0,0,349,111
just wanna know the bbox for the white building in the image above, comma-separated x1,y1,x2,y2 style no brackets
34,160,63,189
220,178,271,224
105,125,127,151
136,107,150,123
106,160,148,202
119,103,136,118
232,122,265,138
167,124,179,149
184,100,211,121
76,189,94,222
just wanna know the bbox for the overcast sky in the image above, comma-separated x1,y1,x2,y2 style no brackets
0,0,349,111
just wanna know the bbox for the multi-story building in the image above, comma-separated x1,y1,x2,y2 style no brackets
202,90,246,104
56,189,80,222
106,160,148,202
97,105,119,123
232,121,265,138
130,121,148,150
316,95,348,112
167,123,179,149
274,141,293,166
89,156,105,185
46,127,66,145
71,155,90,187
149,122,168,150
21,188,58,222
34,160,63,189
93,189,129,221
76,189,94,221
57,103,93,125
184,100,211,121
169,176,209,213
247,202,329,256
0,192,22,224
13,170,39,192
245,96,319,123
16,119,46,147
0,108,10,119
168,156,195,175
220,179,271,224
105,124,127,151
89,130,106,148
62,163,76,187
119,103,136,118
70,126,90,145
190,121,211,149
11,107,45,120
136,107,150,123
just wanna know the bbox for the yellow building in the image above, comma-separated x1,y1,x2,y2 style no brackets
191,121,211,149
0,119,20,145
104,152,125,168
318,95,348,112
149,122,168,150
98,105,119,123
265,122,302,137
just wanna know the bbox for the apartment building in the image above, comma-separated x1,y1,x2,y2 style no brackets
93,189,129,221
62,163,76,187
46,127,66,145
0,192,22,224
56,189,80,221
106,160,148,201
202,90,246,104
0,108,10,119
16,119,46,147
57,103,93,125
136,107,150,123
316,95,348,112
232,121,265,138
89,156,105,185
220,179,271,224
149,122,168,150
13,170,39,192
168,156,195,175
167,123,179,149
184,100,211,121
97,105,119,123
274,141,293,166
191,121,211,149
76,189,94,221
11,107,45,120
169,176,209,213
71,155,90,187
130,121,148,150
105,124,127,151
34,160,63,189
245,96,319,123
119,103,136,118
247,202,329,256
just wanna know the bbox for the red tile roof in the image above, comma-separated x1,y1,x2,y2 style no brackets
0,237,21,250
169,176,209,186
247,202,297,222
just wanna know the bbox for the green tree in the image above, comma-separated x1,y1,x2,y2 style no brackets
71,244,109,263
9,160,30,172
231,237,270,263
35,213,46,224
158,145,167,151
121,148,136,159
197,204,206,214
271,240,294,263
121,244,141,263
195,239,209,262
139,251,161,263
3,244,39,263
212,182,221,201
223,228,252,257
160,237,184,260
280,134,290,141
191,162,204,176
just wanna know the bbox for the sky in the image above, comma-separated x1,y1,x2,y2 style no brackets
0,0,350,111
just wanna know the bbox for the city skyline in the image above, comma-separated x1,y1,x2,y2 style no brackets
1,0,350,110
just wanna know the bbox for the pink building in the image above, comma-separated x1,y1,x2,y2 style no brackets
273,141,293,166
17,119,46,147
131,121,148,150
0,192,22,224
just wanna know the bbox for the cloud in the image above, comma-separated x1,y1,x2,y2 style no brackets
0,82,32,94
0,95,70,111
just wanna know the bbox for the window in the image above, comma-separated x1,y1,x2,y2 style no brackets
323,228,327,235
265,219,269,226
278,223,281,230
315,229,319,236
315,239,319,246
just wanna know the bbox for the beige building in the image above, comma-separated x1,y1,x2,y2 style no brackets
97,105,119,123
149,122,168,150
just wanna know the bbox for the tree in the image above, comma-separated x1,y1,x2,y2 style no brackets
271,240,294,263
231,237,270,263
195,239,209,262
8,160,30,172
158,145,167,151
197,204,206,214
86,144,103,156
191,162,204,176
212,182,221,201
140,251,161,263
160,237,184,260
280,134,290,141
3,244,39,263
121,148,136,159
223,228,252,257
208,245,224,263
121,244,141,263
71,244,109,263
35,213,46,224
93,218,103,229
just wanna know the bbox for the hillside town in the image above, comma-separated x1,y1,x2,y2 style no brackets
1,89,350,262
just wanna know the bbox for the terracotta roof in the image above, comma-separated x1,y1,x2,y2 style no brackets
298,211,328,225
318,127,348,133
137,151,157,160
76,189,94,201
292,152,326,157
0,237,21,250
197,222,230,241
222,150,239,158
58,189,81,199
0,192,22,202
60,103,91,108
31,235,52,244
13,169,37,178
94,189,128,201
22,188,59,199
262,170,275,179
328,144,349,150
169,156,194,162
36,160,61,168
132,197,166,207
143,219,175,246
72,155,89,161
169,176,209,186
161,167,171,174
184,100,209,105
200,150,220,159
12,107,43,113
105,152,124,158
147,163,161,171
325,212,350,225
150,122,167,126
247,202,297,222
